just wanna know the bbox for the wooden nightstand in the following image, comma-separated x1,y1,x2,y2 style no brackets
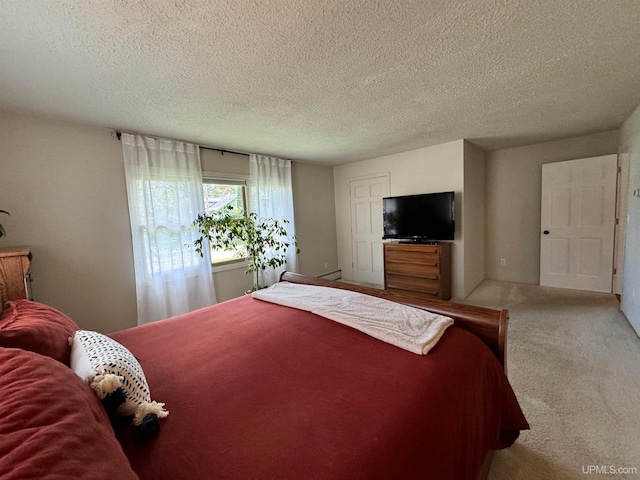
0,246,32,307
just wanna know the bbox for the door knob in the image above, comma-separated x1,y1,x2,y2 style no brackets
543,230,550,235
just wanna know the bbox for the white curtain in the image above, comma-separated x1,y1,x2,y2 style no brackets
249,154,298,287
122,134,216,325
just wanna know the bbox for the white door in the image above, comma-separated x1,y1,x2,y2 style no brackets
540,155,617,293
350,175,389,285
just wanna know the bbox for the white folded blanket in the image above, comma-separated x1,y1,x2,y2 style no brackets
252,282,454,355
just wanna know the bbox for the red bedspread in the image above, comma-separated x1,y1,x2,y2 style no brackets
111,295,528,480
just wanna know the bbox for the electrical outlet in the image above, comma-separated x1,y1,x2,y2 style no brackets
500,258,506,266
324,262,329,269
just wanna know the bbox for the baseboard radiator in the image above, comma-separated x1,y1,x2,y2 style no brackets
315,269,341,281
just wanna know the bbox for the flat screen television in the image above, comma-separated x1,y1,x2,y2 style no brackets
382,191,455,242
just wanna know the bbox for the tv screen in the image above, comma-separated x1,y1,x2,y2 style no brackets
382,191,455,241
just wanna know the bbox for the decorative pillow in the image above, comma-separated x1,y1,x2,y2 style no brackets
0,347,139,479
0,299,79,365
70,329,168,442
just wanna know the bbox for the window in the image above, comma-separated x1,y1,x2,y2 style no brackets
202,178,248,265
135,175,204,275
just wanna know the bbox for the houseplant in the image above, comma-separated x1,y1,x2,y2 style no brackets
193,205,298,293
0,210,9,239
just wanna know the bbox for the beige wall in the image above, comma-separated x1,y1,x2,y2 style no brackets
292,162,339,277
201,148,250,176
0,110,338,332
463,141,485,295
618,103,640,336
333,140,469,298
485,130,620,284
0,110,137,333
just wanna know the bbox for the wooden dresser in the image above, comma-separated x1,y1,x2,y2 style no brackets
0,246,32,308
383,242,451,301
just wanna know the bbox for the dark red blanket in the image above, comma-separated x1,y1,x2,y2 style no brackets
111,295,528,480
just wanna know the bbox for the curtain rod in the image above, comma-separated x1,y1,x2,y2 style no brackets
114,131,250,157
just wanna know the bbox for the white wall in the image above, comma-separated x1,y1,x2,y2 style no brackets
485,130,620,284
0,110,338,332
333,140,468,298
463,141,485,295
619,103,640,336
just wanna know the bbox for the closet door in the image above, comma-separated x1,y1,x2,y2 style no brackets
350,175,389,286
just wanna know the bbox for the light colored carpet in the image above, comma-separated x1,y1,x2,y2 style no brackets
461,280,640,480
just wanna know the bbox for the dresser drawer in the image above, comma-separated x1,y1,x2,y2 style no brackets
385,261,440,278
385,248,439,264
385,274,441,295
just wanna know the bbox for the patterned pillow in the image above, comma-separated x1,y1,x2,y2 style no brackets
70,329,168,442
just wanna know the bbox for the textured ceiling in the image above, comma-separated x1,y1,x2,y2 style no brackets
1,0,639,164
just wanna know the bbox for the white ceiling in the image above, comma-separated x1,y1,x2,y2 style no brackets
1,0,639,164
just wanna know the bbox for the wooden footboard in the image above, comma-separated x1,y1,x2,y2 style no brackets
279,272,509,370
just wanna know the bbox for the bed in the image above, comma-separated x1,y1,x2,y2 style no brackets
0,272,528,480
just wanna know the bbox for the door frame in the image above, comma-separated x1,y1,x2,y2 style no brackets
614,152,630,295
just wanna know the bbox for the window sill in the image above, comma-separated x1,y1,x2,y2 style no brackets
212,260,249,273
